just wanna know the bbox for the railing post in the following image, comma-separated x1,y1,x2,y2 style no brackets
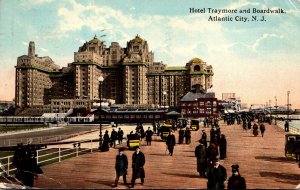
76,146,79,157
7,157,10,176
91,140,93,153
37,150,39,164
59,147,61,162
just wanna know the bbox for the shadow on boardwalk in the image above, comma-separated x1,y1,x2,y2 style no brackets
161,172,200,179
255,156,297,163
260,171,300,185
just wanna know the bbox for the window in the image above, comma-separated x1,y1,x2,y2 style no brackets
199,109,204,114
206,101,212,106
193,102,198,106
213,101,217,106
193,109,198,114
181,109,186,114
206,108,212,114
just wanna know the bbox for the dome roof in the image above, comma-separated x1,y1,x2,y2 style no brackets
88,35,102,44
189,58,204,63
130,35,144,43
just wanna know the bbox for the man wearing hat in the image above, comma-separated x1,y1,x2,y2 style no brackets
207,156,227,190
130,146,145,188
114,148,128,186
166,130,176,156
227,164,246,190
195,140,207,177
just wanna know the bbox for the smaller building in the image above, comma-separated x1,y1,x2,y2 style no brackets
180,91,218,119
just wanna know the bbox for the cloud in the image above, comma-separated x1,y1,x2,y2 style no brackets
22,41,28,46
252,33,284,51
40,47,49,52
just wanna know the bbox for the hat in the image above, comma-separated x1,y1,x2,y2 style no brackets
212,156,220,162
231,164,239,171
118,148,125,152
134,146,140,150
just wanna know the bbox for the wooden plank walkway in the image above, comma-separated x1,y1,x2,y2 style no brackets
34,122,300,189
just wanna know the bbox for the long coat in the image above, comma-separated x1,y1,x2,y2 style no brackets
195,144,207,172
219,137,227,159
101,133,110,152
115,154,128,176
207,165,227,190
132,152,145,179
228,175,246,190
145,130,153,141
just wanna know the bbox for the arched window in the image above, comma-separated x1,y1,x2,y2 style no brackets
194,65,201,71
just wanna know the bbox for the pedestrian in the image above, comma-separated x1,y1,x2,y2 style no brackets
166,131,176,156
130,146,145,188
195,140,207,177
153,122,157,134
200,130,207,148
207,156,227,190
210,127,216,142
252,123,259,137
12,144,43,187
285,120,289,132
114,148,128,187
227,164,246,190
101,130,110,152
206,142,219,164
247,121,251,130
259,123,266,137
117,128,124,145
145,127,154,146
178,128,185,144
219,134,227,160
110,129,118,147
185,127,191,144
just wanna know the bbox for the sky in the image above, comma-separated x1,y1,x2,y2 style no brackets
0,0,299,108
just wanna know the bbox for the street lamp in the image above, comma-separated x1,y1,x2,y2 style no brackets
98,76,104,151
287,91,291,121
274,96,278,125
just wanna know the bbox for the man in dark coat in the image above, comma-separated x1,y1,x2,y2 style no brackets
184,127,191,144
115,148,128,186
247,121,251,130
259,123,266,137
117,128,124,145
101,130,110,152
253,123,259,136
166,131,176,156
145,127,154,146
130,146,145,188
195,141,207,177
285,120,289,132
178,128,185,144
228,164,246,190
207,156,227,190
201,130,207,148
110,129,118,147
219,134,227,160
210,127,216,142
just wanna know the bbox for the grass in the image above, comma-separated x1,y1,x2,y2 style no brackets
0,125,48,133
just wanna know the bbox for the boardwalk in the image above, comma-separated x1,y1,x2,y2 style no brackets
35,122,300,189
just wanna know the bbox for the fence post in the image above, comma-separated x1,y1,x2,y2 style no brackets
37,150,39,164
76,146,79,157
91,140,93,153
59,147,61,162
7,157,10,176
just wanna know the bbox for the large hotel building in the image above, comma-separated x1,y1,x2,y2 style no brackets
15,35,214,115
